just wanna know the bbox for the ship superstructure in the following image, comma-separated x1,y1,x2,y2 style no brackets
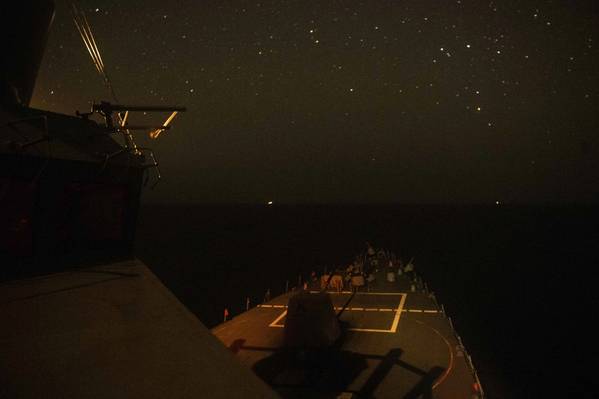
1,3,277,398
1,1,183,278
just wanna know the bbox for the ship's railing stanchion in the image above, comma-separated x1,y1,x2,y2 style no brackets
430,290,437,302
466,353,475,370
473,370,485,398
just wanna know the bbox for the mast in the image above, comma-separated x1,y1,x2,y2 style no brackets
0,1,55,107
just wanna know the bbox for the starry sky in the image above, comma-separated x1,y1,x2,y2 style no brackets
32,0,599,204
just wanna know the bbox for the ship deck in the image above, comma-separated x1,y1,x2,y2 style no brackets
213,271,481,398
0,259,278,399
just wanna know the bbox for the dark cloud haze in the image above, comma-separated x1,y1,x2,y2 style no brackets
32,0,599,204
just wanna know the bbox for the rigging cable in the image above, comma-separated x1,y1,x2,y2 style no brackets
70,3,118,103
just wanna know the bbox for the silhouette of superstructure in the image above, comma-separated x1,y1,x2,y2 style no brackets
1,1,184,277
1,3,277,398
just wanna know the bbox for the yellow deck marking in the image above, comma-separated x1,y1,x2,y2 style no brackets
269,310,287,328
309,291,409,296
388,292,407,333
267,292,409,333
259,304,437,314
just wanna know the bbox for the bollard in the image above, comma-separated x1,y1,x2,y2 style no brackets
264,289,271,303
223,308,229,322
246,296,250,311
285,280,289,293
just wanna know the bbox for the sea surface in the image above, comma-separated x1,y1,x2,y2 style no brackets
135,203,598,398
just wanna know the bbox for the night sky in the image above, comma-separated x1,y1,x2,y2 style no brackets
32,0,599,204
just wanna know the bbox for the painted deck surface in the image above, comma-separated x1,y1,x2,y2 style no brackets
213,271,479,398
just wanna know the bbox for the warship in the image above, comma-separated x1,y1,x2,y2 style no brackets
1,2,484,397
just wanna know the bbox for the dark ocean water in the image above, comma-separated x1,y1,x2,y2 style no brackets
135,204,598,398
